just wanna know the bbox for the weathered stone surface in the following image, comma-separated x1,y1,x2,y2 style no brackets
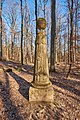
29,86,54,102
32,18,52,88
29,18,54,102
37,18,46,30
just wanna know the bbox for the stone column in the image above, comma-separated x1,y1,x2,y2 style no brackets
29,18,54,102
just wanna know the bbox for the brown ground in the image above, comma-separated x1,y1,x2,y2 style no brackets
0,61,80,120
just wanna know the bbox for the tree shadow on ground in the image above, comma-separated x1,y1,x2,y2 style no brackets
54,87,80,102
51,75,80,97
70,70,80,80
1,71,23,120
54,111,61,120
3,60,34,75
9,71,31,100
21,64,34,75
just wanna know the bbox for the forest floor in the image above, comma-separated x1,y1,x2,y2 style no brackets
0,60,80,120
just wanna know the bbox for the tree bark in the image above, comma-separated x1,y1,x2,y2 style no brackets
0,1,2,59
67,0,74,77
50,0,56,72
34,0,38,80
68,14,70,63
70,0,73,64
74,0,78,63
20,0,23,65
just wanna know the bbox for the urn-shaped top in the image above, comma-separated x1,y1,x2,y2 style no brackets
37,18,46,30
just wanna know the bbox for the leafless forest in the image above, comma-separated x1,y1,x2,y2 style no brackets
0,0,80,120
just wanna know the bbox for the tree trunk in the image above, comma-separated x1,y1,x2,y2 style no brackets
11,32,14,60
74,0,78,63
70,0,73,64
33,0,38,80
35,0,38,35
0,1,2,59
43,0,46,18
20,0,23,65
64,31,66,63
68,14,70,63
50,0,56,72
67,0,74,77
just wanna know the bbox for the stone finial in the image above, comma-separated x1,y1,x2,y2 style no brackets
37,18,46,30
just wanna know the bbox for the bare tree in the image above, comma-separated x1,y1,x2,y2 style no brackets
67,13,70,63
43,0,48,18
2,0,20,60
67,0,74,77
20,0,23,65
23,0,28,63
33,0,38,79
50,0,56,72
35,0,38,35
73,0,79,62
63,29,67,62
0,0,4,59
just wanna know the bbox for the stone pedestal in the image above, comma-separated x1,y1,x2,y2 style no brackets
29,18,54,102
29,86,54,102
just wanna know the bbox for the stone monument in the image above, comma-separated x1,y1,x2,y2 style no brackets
29,18,54,102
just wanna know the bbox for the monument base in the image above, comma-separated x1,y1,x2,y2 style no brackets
29,86,54,102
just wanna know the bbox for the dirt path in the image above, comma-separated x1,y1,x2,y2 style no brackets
0,61,80,120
